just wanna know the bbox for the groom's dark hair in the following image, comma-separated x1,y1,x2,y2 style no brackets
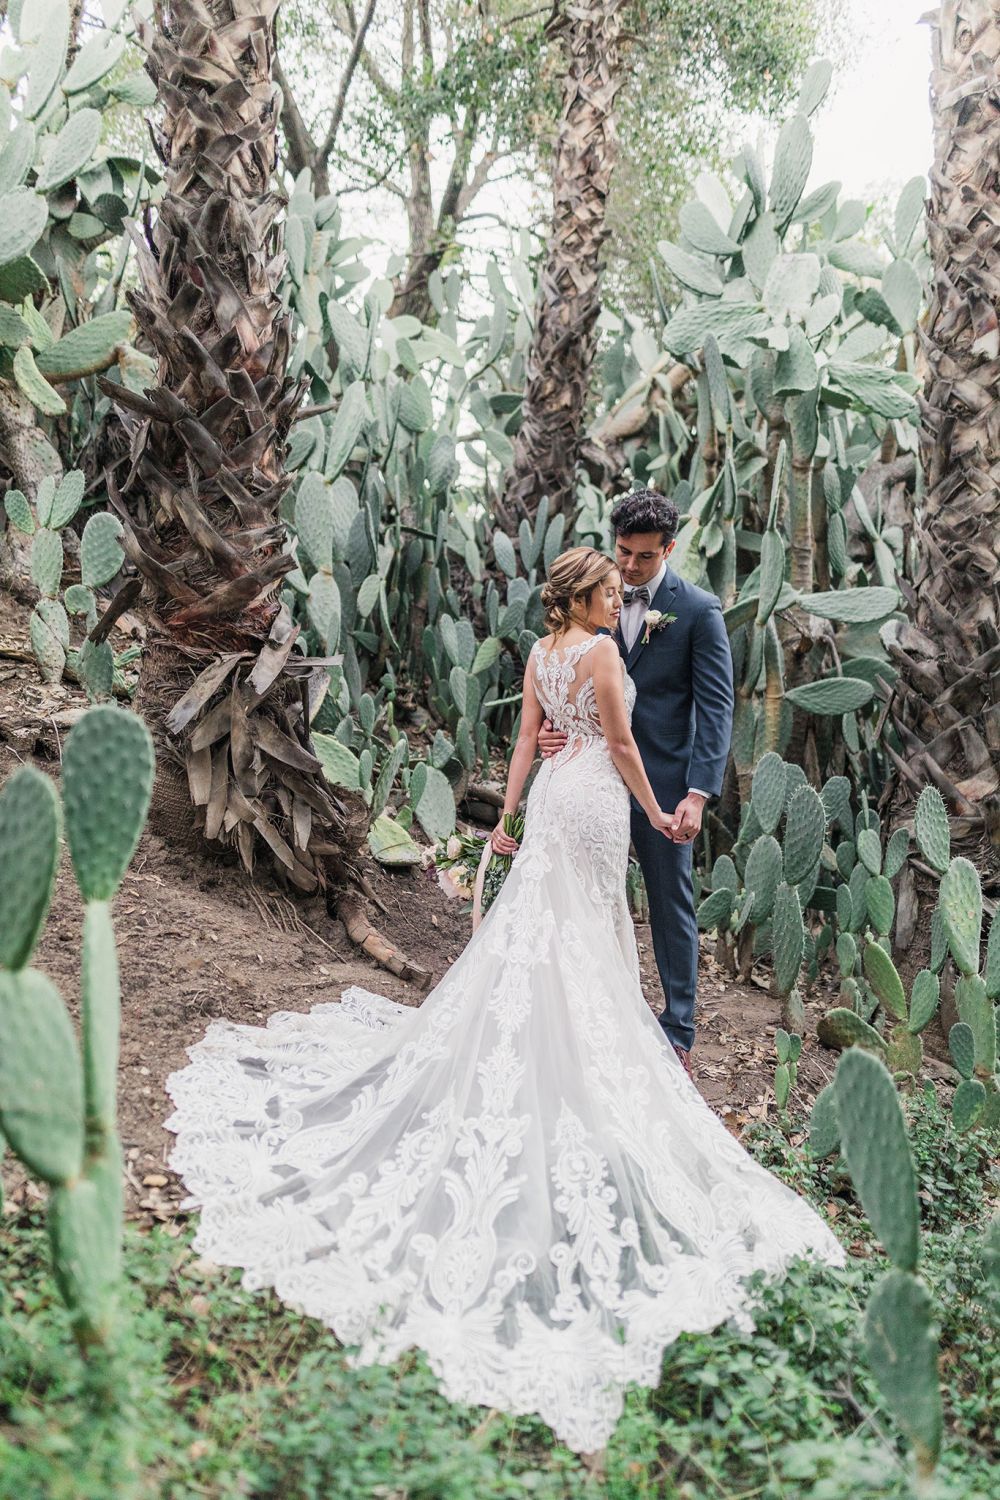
610,489,679,545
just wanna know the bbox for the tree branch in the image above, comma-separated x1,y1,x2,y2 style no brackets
318,0,380,164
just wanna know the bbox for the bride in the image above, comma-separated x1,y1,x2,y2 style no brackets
166,546,844,1453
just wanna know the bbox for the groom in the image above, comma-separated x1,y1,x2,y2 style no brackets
538,490,734,1076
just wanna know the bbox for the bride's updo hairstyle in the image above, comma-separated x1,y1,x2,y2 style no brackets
541,546,618,634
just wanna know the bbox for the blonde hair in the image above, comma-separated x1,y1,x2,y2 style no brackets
540,546,619,635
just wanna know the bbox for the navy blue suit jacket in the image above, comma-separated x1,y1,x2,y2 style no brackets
614,566,734,807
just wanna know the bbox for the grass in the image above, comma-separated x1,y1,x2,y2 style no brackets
1,1086,997,1499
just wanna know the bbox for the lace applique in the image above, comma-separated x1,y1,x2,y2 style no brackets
165,635,844,1455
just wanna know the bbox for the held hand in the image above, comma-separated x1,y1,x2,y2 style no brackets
670,792,707,845
649,808,678,841
538,717,568,760
491,820,520,857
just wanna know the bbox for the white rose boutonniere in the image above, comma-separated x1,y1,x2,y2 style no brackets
642,609,677,647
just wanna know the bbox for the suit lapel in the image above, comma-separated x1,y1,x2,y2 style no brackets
625,567,679,671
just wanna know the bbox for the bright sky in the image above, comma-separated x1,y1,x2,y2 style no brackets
808,0,932,198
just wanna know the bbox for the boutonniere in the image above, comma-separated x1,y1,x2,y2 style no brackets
642,610,677,646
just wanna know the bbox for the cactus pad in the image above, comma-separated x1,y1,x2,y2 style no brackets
955,975,997,1077
835,883,852,932
835,1048,919,1271
820,773,852,834
836,931,857,976
413,763,456,842
0,766,60,971
929,906,947,975
907,970,940,1035
863,940,906,1020
817,1006,887,1054
783,784,827,883
939,856,982,976
76,638,114,702
733,889,755,934
952,1078,986,1133
865,875,895,936
0,970,83,1185
63,707,154,901
745,834,782,921
772,881,804,995
30,598,68,682
751,751,786,834
809,1081,841,1158
984,915,1000,1000
848,863,870,934
886,1024,922,1079
948,1021,975,1081
48,1164,120,1342
710,855,739,893
835,839,856,880
80,511,125,588
4,489,34,534
863,1270,942,1474
883,826,910,880
914,785,950,874
856,827,882,875
30,526,63,597
697,888,734,932
774,1062,790,1110
48,470,86,530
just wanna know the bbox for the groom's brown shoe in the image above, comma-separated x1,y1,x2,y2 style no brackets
673,1044,693,1079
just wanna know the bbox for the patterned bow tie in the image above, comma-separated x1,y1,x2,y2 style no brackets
623,585,651,606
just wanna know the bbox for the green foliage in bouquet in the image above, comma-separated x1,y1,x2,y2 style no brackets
481,812,525,919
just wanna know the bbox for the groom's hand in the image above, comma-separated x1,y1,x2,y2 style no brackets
538,718,568,759
671,792,707,844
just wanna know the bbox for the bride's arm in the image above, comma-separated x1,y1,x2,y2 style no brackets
492,662,545,852
592,639,673,834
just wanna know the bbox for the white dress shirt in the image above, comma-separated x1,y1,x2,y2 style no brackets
619,560,709,804
620,560,667,650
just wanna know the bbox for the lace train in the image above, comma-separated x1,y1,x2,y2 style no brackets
165,639,844,1451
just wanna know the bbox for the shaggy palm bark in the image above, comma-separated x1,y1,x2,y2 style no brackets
503,0,626,521
101,0,423,979
886,3,1000,945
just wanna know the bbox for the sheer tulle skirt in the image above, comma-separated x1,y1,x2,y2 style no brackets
166,742,844,1452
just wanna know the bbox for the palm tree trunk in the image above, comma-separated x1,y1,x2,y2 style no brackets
503,0,627,521
102,0,425,980
892,2,1000,816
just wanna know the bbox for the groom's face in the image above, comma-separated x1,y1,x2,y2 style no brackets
614,531,675,588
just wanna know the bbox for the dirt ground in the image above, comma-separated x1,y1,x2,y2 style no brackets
2,616,851,1230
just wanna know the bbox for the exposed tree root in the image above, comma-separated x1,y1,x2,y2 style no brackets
336,890,432,988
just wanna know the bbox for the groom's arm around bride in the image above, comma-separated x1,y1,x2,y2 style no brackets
540,490,734,1071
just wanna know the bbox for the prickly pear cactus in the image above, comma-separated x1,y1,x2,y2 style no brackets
862,940,906,1021
939,857,983,977
863,1270,942,1478
771,881,805,996
913,786,951,875
0,706,154,1354
834,1048,919,1271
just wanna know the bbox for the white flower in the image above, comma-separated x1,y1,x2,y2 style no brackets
644,610,663,628
446,835,463,860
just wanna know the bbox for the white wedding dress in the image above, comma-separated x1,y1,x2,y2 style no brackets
166,635,844,1452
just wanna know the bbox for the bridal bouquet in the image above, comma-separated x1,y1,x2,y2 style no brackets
478,811,525,919
433,814,524,924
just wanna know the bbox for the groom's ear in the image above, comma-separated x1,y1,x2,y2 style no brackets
665,539,676,556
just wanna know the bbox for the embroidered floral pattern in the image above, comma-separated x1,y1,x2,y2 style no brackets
165,636,844,1454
